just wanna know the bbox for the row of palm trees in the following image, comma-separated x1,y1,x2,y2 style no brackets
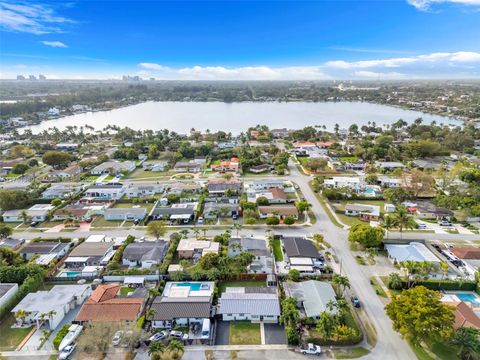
388,260,450,289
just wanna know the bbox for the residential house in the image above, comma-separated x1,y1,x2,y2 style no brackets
104,207,147,221
203,202,240,219
143,161,168,172
75,284,146,323
64,241,115,268
122,240,169,269
173,161,201,173
177,239,220,260
270,128,289,138
151,202,197,223
48,164,83,180
249,164,273,174
385,242,440,264
377,176,402,188
218,287,280,323
246,179,285,191
41,184,82,199
207,180,242,195
126,184,164,198
448,302,480,330
13,285,91,330
151,281,214,332
52,202,107,222
20,241,70,260
258,205,299,219
84,184,126,200
323,176,363,191
374,161,406,171
0,238,25,251
451,247,480,260
345,204,380,221
283,280,337,319
0,283,18,308
415,203,454,220
210,157,240,173
2,204,54,222
228,237,273,274
282,237,321,274
55,143,79,151
90,160,135,175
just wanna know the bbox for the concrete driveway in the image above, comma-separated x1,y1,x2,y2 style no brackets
264,324,286,345
214,321,230,345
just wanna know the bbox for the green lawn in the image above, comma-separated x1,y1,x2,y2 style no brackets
91,217,122,228
218,280,266,294
126,168,171,179
229,322,261,345
0,314,33,351
111,203,154,212
334,347,370,359
84,175,100,181
272,238,283,261
370,277,388,298
102,175,115,182
39,220,63,228
119,287,135,295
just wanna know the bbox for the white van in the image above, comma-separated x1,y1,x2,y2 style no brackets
201,319,210,339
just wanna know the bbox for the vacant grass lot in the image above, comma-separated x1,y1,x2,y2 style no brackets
218,280,266,294
126,168,171,179
0,314,33,351
91,217,122,228
229,322,261,345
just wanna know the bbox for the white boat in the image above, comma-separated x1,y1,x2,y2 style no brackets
58,324,83,351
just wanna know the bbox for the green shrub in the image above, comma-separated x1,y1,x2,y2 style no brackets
53,324,70,350
266,216,280,225
397,280,477,291
283,216,295,225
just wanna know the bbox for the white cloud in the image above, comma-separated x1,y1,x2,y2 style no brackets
407,0,480,11
354,71,406,79
137,63,330,80
0,1,74,34
41,40,67,48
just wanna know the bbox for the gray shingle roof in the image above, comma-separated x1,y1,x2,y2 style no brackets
151,297,212,320
123,241,168,262
283,237,318,258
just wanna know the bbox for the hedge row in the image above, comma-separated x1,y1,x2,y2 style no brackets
396,280,477,291
53,324,70,350
159,234,182,274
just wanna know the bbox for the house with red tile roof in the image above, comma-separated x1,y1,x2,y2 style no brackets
75,284,146,323
451,247,480,260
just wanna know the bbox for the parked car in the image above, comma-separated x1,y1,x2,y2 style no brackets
112,331,124,346
439,220,452,227
30,221,39,227
300,343,322,355
59,344,76,360
169,330,188,340
149,331,168,342
417,223,427,229
351,296,361,308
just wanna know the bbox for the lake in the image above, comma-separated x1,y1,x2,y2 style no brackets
26,101,460,134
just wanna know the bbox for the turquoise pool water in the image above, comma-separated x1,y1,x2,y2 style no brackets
176,282,202,291
456,293,480,305
61,271,81,278
364,187,376,195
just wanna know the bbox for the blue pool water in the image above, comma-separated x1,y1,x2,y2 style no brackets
63,271,81,278
175,283,203,291
456,293,480,305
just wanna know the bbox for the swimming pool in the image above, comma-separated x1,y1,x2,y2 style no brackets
58,271,81,278
455,293,480,305
175,282,203,291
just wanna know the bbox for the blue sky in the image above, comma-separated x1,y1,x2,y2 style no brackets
0,0,479,79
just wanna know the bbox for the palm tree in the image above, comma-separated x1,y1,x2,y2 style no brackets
148,287,160,300
148,341,165,357
146,308,156,321
393,206,416,239
20,210,31,224
332,274,350,296
440,261,449,280
400,260,418,288
167,339,184,356
179,229,189,239
387,272,403,290
381,215,396,240
46,310,56,328
232,223,242,237
451,327,480,360
193,229,201,239
15,310,27,325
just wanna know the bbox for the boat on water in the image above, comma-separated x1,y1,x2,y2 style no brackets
58,324,83,351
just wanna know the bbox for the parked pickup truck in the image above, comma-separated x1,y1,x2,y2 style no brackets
300,343,322,355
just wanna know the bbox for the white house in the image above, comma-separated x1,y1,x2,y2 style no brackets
218,287,280,323
126,184,164,198
151,282,214,329
385,242,440,264
84,184,126,200
2,204,54,222
323,176,363,191
90,161,135,175
104,207,147,221
12,285,91,330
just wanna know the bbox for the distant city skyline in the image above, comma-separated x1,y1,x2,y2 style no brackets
1,0,479,80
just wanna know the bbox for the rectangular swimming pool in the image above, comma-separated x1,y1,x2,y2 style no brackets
455,293,480,305
176,282,202,291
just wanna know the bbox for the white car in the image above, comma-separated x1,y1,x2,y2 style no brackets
112,330,124,346
169,330,188,340
59,344,76,360
301,343,322,355
149,331,168,342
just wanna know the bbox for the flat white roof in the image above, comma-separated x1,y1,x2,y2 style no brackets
124,276,145,284
290,257,313,265
386,242,439,263
290,265,314,272
64,257,90,262
85,234,107,243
